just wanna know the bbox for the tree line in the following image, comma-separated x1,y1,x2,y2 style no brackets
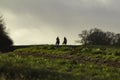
78,28,120,45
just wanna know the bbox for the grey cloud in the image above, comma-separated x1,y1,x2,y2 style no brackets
0,0,120,45
1,0,120,26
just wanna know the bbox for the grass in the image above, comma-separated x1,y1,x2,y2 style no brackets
0,45,120,80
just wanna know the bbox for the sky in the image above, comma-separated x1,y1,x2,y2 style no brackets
0,0,120,45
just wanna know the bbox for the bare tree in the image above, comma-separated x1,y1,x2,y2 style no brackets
78,30,89,45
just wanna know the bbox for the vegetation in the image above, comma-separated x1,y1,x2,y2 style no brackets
0,16,13,52
78,28,120,45
0,45,120,80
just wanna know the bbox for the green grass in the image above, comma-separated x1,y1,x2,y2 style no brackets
0,45,120,80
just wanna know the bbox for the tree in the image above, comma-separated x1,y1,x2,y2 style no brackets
0,16,13,52
87,28,104,45
87,28,113,45
78,30,89,45
78,28,114,45
105,32,115,45
114,34,120,45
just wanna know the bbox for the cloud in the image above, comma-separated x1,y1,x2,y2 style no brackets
0,0,120,45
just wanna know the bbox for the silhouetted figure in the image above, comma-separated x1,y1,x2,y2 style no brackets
62,37,67,45
56,37,60,45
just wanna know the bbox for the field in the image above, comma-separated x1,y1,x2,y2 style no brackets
0,45,120,80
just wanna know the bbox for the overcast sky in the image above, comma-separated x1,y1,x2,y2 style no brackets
0,0,120,45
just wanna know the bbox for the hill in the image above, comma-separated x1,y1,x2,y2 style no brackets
0,45,120,80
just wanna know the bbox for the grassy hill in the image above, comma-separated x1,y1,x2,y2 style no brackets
0,45,120,80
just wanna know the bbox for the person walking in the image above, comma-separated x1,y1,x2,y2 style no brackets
62,37,67,45
56,37,60,45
